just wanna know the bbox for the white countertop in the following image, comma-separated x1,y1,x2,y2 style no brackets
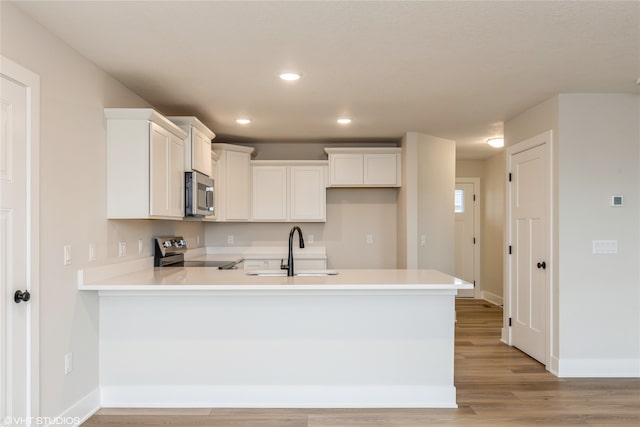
79,267,472,291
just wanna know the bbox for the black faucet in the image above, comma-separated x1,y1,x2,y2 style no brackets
281,226,305,276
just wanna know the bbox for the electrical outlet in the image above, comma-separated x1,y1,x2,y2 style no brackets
227,235,234,245
366,234,374,245
63,245,72,265
138,239,143,255
88,243,96,262
308,234,314,244
420,235,426,246
118,241,127,257
64,352,73,375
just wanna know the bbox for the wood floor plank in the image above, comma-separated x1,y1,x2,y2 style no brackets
81,299,640,426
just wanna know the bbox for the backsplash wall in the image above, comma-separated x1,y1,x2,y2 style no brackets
205,188,398,269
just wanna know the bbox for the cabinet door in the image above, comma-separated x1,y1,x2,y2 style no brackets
192,128,212,176
224,150,251,220
364,153,399,186
290,166,326,221
149,123,170,216
168,133,185,218
329,153,363,186
252,166,287,221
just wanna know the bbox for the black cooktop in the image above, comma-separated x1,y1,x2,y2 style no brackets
180,260,241,269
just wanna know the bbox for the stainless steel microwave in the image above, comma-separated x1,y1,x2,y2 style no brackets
185,171,214,217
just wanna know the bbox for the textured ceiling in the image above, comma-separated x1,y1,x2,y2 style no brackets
11,0,640,159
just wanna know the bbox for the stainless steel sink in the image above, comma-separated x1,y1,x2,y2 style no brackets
246,270,338,277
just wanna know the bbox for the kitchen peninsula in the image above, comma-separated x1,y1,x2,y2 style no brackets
80,266,471,409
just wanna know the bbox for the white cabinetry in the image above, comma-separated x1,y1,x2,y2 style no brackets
251,161,327,222
324,147,402,187
213,143,254,221
106,108,187,219
167,116,215,177
203,151,220,222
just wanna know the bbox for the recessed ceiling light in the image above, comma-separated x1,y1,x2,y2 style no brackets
487,137,504,148
236,118,252,125
337,118,352,125
279,72,301,81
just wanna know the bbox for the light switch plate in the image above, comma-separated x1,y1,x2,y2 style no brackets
118,241,127,257
592,240,617,254
63,245,72,265
88,243,96,262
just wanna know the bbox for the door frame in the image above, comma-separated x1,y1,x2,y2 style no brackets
504,130,553,371
1,56,40,420
455,177,481,298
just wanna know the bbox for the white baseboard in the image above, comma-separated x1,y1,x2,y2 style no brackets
549,356,560,376
47,388,100,427
100,385,457,408
557,358,640,378
480,291,503,306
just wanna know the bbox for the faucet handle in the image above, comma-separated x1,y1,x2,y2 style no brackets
280,259,287,270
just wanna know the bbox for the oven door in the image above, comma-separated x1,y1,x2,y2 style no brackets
185,171,214,217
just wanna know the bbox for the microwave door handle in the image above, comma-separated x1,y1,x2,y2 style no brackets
205,186,214,211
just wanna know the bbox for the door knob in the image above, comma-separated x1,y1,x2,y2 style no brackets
14,290,31,303
537,261,546,270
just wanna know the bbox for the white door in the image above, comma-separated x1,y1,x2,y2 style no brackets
508,137,549,365
1,58,39,426
455,180,478,298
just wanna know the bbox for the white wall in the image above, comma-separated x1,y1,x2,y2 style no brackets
556,94,640,376
505,93,640,377
416,133,456,274
481,152,505,301
205,188,398,269
1,3,205,418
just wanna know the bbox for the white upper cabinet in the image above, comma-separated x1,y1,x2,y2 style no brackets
167,116,215,177
289,165,326,221
106,108,187,220
252,165,288,221
324,147,402,187
213,143,254,221
251,161,327,222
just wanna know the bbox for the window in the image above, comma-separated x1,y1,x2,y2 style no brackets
455,189,464,213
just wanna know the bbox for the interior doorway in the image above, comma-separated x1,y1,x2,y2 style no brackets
505,131,552,367
455,178,480,298
1,56,40,424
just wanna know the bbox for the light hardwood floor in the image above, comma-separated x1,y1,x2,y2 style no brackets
82,299,640,426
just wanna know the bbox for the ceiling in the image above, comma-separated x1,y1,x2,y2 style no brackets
12,0,640,159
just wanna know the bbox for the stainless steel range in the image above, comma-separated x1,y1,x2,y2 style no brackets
154,236,242,269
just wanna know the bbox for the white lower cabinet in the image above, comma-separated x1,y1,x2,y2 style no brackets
106,109,187,220
251,161,327,222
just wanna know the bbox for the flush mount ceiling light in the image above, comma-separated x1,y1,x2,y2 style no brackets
337,118,352,125
487,137,504,148
279,72,301,81
235,118,252,125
